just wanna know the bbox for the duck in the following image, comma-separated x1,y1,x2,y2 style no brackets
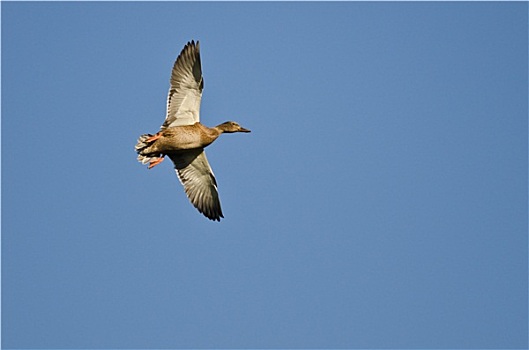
135,40,250,221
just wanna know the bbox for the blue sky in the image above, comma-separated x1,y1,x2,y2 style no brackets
2,2,527,349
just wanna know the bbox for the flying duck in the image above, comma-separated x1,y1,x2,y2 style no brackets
135,40,250,221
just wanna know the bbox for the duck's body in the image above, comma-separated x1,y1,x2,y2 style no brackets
135,41,250,221
138,121,249,155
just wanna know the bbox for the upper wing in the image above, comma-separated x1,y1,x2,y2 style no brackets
168,149,223,221
162,40,204,129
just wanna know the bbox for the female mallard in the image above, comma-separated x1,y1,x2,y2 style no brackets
135,40,250,221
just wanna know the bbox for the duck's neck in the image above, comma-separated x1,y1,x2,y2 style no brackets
212,122,232,135
197,124,222,145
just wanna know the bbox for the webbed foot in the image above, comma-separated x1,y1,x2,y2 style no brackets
148,156,165,169
146,133,162,143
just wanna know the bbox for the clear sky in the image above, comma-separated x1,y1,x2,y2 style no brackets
2,2,527,349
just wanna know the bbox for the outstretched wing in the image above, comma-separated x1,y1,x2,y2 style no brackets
162,40,204,129
168,149,223,221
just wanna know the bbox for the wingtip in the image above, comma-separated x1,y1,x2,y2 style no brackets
180,40,200,58
187,39,199,48
204,209,223,222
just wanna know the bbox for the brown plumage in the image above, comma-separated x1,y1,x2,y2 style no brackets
135,40,250,221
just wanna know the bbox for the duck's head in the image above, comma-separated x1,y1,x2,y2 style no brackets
217,121,251,133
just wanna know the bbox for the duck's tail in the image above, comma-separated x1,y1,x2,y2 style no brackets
135,134,158,165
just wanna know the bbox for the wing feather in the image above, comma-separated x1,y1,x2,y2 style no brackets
168,149,223,221
162,40,203,129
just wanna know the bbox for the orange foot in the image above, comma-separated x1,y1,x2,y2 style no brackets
148,157,165,169
146,133,162,143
